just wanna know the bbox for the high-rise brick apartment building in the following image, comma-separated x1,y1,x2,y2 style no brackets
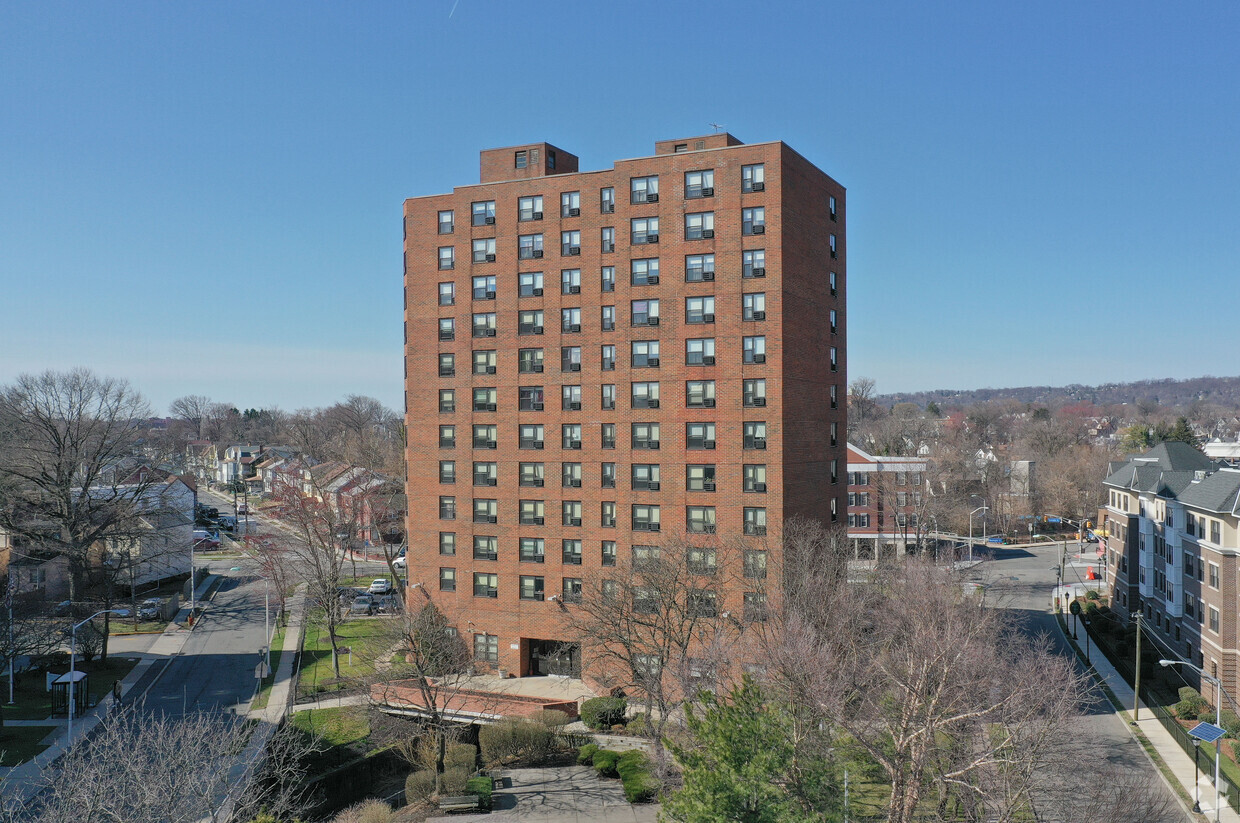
403,134,845,679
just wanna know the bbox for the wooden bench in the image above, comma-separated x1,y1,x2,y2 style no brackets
436,795,481,812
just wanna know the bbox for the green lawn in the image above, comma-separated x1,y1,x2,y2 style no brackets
296,610,395,699
292,706,370,747
250,621,288,711
0,657,139,722
0,725,57,765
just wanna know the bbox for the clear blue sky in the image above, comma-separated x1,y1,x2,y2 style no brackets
2,1,1237,413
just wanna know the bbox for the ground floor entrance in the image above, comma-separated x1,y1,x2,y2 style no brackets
526,639,581,677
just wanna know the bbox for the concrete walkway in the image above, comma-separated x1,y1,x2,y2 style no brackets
1061,616,1239,822
246,583,307,723
425,765,658,823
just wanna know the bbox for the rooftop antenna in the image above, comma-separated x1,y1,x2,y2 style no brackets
709,122,725,134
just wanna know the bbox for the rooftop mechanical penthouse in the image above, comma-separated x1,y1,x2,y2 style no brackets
403,134,846,679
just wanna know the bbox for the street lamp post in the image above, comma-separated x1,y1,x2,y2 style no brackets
1193,738,1203,814
968,504,988,563
68,609,123,744
1162,659,1224,822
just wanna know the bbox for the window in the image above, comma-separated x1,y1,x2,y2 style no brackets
472,238,497,263
439,496,456,520
744,464,768,493
743,379,766,407
742,164,765,192
518,348,544,374
473,632,498,662
439,282,455,306
518,234,544,260
439,567,456,591
602,501,617,528
562,539,583,565
600,187,615,214
743,336,767,364
563,500,583,527
1210,606,1220,633
547,149,556,168
601,266,616,292
744,592,768,623
438,246,455,270
685,253,715,283
473,535,498,561
471,424,497,449
562,423,582,450
518,195,543,221
519,462,544,487
830,234,838,258
561,308,582,333
561,191,581,217
686,422,716,450
744,550,767,579
438,353,455,377
1212,520,1222,543
514,149,528,169
473,350,497,375
633,545,661,565
631,298,660,326
685,169,715,198
562,385,583,411
439,425,456,449
519,499,546,526
830,346,838,372
744,421,768,450
439,389,456,413
601,423,616,449
561,230,581,256
472,313,497,338
562,578,583,603
519,424,545,450
687,589,717,617
631,381,660,409
1210,563,1220,589
742,249,766,278
438,318,455,342
520,576,545,601
632,340,660,368
439,460,456,484
686,380,716,408
601,227,615,253
439,532,456,555
515,274,543,301
473,498,498,524
687,546,717,574
472,200,495,226
632,422,660,450
742,207,766,235
438,210,454,234
684,211,715,240
742,293,766,321
631,217,659,244
686,464,716,492
562,461,582,488
632,463,661,491
744,507,767,536
473,461,497,486
520,538,545,563
829,195,838,220
472,275,497,300
518,310,544,336
830,384,838,409
686,338,716,366
601,383,616,410
630,175,659,204
686,296,715,324
633,653,661,680
553,270,580,297
601,305,616,331
631,258,660,286
561,346,582,372
602,541,617,566
633,504,661,532
602,344,616,371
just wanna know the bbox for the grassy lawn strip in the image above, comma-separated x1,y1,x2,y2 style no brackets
297,610,392,699
292,706,370,747
250,621,288,711
0,725,57,765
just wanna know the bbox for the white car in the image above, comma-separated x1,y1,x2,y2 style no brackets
392,555,407,570
368,578,393,595
349,594,375,616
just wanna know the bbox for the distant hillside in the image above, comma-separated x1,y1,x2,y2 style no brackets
876,375,1240,410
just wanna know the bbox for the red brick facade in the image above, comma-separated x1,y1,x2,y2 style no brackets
403,135,846,678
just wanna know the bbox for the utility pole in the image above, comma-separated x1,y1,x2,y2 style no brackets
1133,611,1142,721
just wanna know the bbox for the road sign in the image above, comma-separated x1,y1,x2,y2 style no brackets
1069,600,1082,616
1189,721,1227,743
255,661,270,680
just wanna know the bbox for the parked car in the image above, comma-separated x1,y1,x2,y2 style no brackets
368,578,393,595
138,601,161,620
392,555,407,570
192,529,220,550
375,595,400,614
217,515,237,533
349,595,375,616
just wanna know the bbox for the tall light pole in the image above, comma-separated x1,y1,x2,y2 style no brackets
969,504,988,563
1162,659,1224,822
68,609,123,744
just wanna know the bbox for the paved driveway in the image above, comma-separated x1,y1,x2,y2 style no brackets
426,765,658,822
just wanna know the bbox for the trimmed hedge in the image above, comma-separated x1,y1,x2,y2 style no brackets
577,743,600,765
616,750,658,803
581,696,627,730
480,718,554,764
1176,686,1210,721
465,776,493,811
593,749,620,777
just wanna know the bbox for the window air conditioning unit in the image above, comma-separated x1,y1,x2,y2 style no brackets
485,216,496,225
704,440,716,449
570,401,582,410
648,357,660,367
533,211,543,220
533,249,544,258
484,328,496,337
703,398,715,408
534,479,544,487
486,403,497,411
648,275,660,284
569,285,581,294
702,229,715,239
647,194,659,203
754,310,766,320
703,482,716,492
486,477,498,486
752,267,766,277
703,313,715,323
646,233,659,243
534,516,545,525
602,204,614,213
648,399,660,409
703,271,715,281
568,247,581,256
649,440,660,449
752,182,765,192
569,207,581,217
569,324,581,332
569,440,582,449
569,363,581,372
648,316,660,326
533,287,544,297
487,515,498,523
485,365,497,374
532,402,544,411
752,225,765,235
754,438,767,449
703,356,716,366
755,483,767,492
534,365,544,373
754,397,767,407
648,481,661,491
570,517,582,526
701,187,714,196
486,440,497,449
485,253,496,262
485,290,497,299
753,354,766,364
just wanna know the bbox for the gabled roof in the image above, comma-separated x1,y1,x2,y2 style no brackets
1178,469,1240,515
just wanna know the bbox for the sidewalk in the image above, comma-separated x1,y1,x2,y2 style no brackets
1061,618,1238,822
0,573,220,798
